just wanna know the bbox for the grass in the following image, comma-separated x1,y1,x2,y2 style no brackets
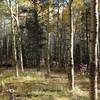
0,68,99,100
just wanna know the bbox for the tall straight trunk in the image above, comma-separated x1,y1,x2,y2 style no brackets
80,15,83,64
13,33,19,78
46,0,51,76
98,43,100,80
4,20,8,66
10,1,19,77
89,0,99,100
98,38,100,79
19,44,24,72
56,0,61,68
85,7,89,69
16,1,24,72
68,0,74,90
61,0,64,68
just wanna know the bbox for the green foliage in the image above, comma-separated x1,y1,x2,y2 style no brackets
0,2,9,18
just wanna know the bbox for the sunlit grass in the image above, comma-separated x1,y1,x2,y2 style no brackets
25,85,89,100
0,71,45,85
0,69,99,100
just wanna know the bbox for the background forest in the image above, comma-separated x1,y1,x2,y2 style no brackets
0,0,100,100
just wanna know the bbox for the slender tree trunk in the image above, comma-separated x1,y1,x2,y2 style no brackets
46,0,51,76
20,44,24,72
18,37,24,72
89,0,99,100
80,18,83,64
85,7,89,70
98,43,100,80
10,1,19,78
68,0,74,90
3,20,8,67
56,0,61,68
16,1,24,72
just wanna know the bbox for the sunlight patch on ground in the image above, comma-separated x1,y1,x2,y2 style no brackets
0,69,99,100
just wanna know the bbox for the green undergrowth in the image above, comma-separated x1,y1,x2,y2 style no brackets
0,71,45,85
25,85,89,100
0,69,99,100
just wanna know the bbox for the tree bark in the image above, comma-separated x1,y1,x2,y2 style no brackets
10,0,19,77
16,1,24,72
89,0,99,100
67,0,74,90
46,0,51,76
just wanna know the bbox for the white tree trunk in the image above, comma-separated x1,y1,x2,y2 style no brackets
90,0,99,99
68,0,74,90
10,1,19,78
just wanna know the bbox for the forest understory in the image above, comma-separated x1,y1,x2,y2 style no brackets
0,68,100,100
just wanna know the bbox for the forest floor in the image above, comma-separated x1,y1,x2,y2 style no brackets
0,68,100,100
